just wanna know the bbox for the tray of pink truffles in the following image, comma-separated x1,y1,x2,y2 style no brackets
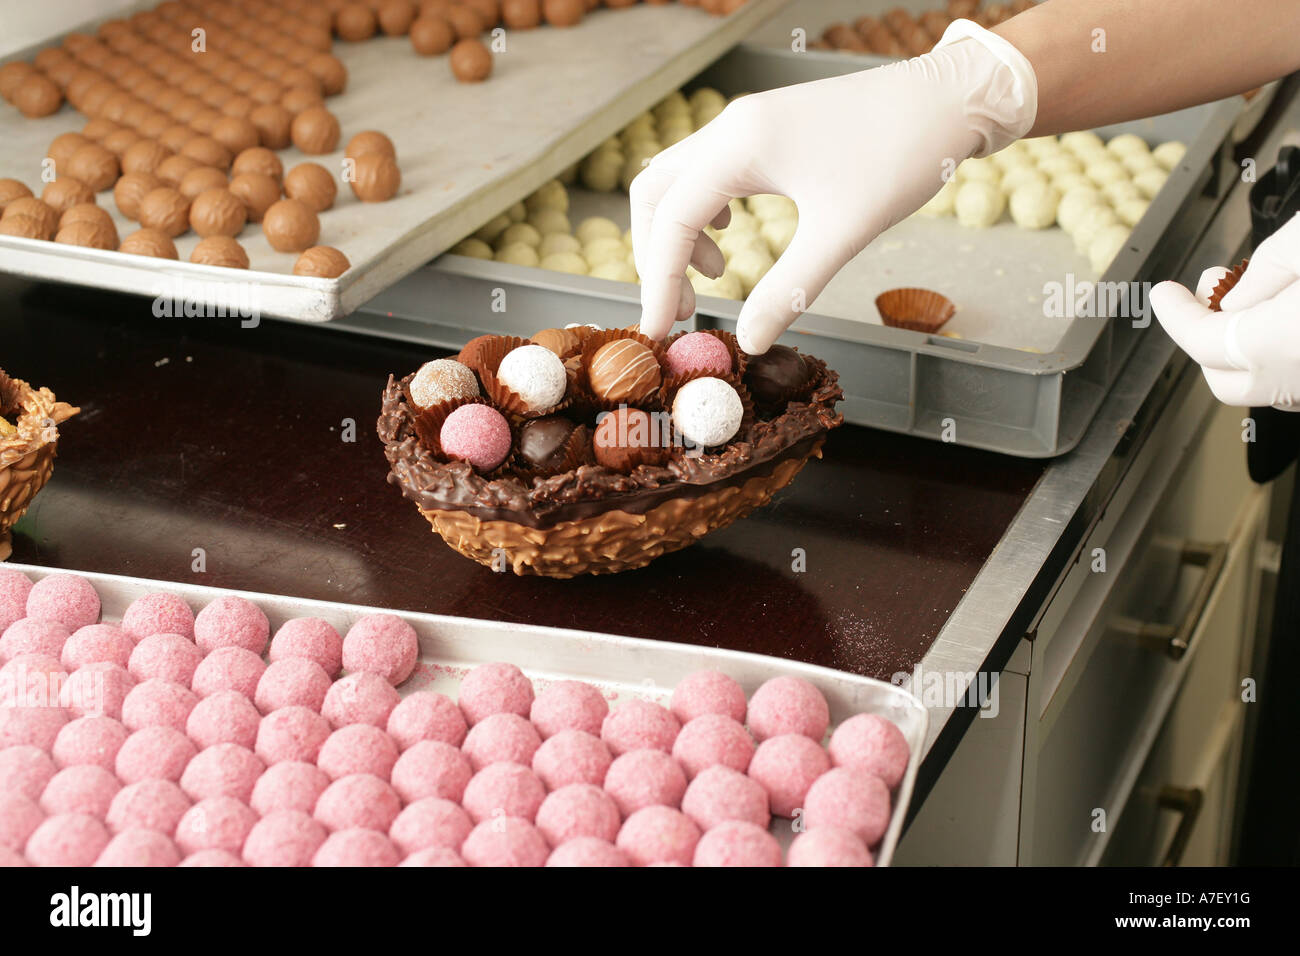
0,563,926,868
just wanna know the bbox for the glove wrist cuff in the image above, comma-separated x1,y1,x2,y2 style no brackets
933,18,1039,158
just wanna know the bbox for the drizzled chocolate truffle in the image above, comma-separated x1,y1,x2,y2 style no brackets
589,339,661,404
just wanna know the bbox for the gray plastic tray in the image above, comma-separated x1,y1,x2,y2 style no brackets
355,45,1243,457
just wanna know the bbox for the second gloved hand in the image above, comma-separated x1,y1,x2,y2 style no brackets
631,20,1038,354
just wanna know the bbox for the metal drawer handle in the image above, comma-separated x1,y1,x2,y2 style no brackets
1157,785,1204,867
1114,540,1228,660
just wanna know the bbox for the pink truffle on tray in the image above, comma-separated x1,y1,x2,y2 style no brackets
529,679,609,738
0,845,27,867
314,773,402,833
671,714,755,779
60,662,135,720
106,779,192,837
186,690,262,750
0,568,34,633
0,618,70,663
616,806,701,867
178,849,246,867
25,574,101,630
39,764,120,819
460,817,549,868
400,846,468,867
127,633,203,687
0,791,44,852
95,828,182,867
748,733,832,818
386,691,467,749
120,592,195,641
457,661,534,726
746,675,830,743
255,705,332,765
532,729,612,791
0,744,57,800
0,652,64,707
193,596,270,656
175,796,257,855
828,713,910,789
682,765,771,831
462,712,542,771
121,678,198,733
786,826,874,867
317,724,399,781
179,743,265,804
803,766,891,846
546,837,630,868
191,646,266,699
693,819,783,867
250,761,330,816
269,617,343,678
461,762,546,824
0,704,68,751
535,783,621,846
25,812,110,867
601,698,681,756
61,623,134,671
51,715,130,771
342,613,419,686
254,657,332,714
603,748,688,817
313,828,402,867
670,669,748,725
390,740,473,804
388,797,474,857
322,671,401,729
242,810,328,867
115,726,197,785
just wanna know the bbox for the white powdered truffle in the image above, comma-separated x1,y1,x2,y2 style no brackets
991,142,1033,169
1009,181,1060,229
575,216,622,245
583,237,628,268
1122,152,1160,176
955,180,1006,227
500,222,542,248
410,358,480,408
528,208,572,236
1102,179,1143,205
672,377,744,448
1106,133,1149,157
539,232,583,258
1052,172,1092,194
496,242,540,267
1073,205,1120,254
1057,186,1105,234
747,194,798,222
1085,158,1129,186
1059,130,1105,156
1088,223,1131,273
958,156,1002,185
1134,168,1169,199
497,344,567,410
761,218,798,256
539,252,588,275
1021,135,1061,158
1152,141,1187,171
999,165,1049,195
451,238,493,259
590,260,638,283
1036,154,1083,179
1116,198,1150,227
917,178,959,217
727,246,775,296
525,179,568,214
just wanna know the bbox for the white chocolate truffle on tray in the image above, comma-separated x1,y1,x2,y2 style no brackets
1122,153,1161,178
496,242,540,267
590,260,637,283
761,218,798,256
999,165,1048,195
653,91,690,122
1106,133,1149,157
1021,135,1061,157
955,180,1006,227
718,230,768,260
724,209,761,234
474,212,512,244
728,246,775,296
747,193,798,222
498,344,567,410
528,208,572,236
1059,130,1105,156
581,150,624,192
916,178,959,217
539,251,588,275
1036,154,1083,179
1057,186,1106,234
957,156,1001,185
500,222,542,248
1009,181,1060,229
689,269,743,300
1085,158,1129,186
1073,204,1120,255
1116,197,1150,226
507,202,527,223
990,141,1033,169
689,87,727,117
525,179,568,214
575,216,622,245
540,232,583,258
1052,171,1093,194
1088,223,1132,273
1152,141,1187,170
1134,168,1169,199
1102,179,1143,205
621,113,656,142
658,118,694,146
451,238,493,259
583,237,628,268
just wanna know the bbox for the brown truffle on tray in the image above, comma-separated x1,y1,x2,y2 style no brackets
262,198,320,252
349,153,401,202
228,172,281,222
190,235,249,269
293,245,351,278
290,106,340,155
283,162,336,212
118,227,178,259
137,186,190,237
189,187,247,237
41,177,96,214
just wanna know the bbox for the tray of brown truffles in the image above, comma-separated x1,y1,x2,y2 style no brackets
0,0,785,322
378,325,842,577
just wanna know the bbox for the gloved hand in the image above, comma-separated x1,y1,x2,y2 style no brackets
1151,212,1300,411
631,20,1038,354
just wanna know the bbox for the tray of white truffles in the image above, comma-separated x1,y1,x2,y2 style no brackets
357,46,1245,457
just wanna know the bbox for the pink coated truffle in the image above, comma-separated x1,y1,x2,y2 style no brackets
179,743,264,803
616,806,700,867
342,613,419,686
682,765,771,831
693,819,783,867
60,663,135,719
0,845,27,867
193,596,270,656
121,592,195,641
40,764,120,818
25,574,101,630
61,624,134,671
439,403,512,473
671,714,755,779
25,812,109,866
107,779,192,836
314,773,402,832
461,762,546,824
787,826,874,867
401,846,467,867
462,712,541,771
828,713,910,789
748,733,832,818
546,837,629,867
52,716,129,770
601,698,681,756
254,657,332,714
536,784,620,846
0,704,68,751
95,828,181,867
250,760,330,816
321,671,400,729
242,810,327,867
121,678,198,733
255,705,331,765
0,618,70,663
269,617,343,677
115,726,197,784
529,679,609,738
461,817,549,867
665,331,733,377
746,676,830,743
389,797,473,856
313,828,401,867
532,729,612,791
670,669,748,725
179,849,246,867
457,661,534,727
803,766,891,845
0,568,33,634
0,744,57,800
317,723,399,781
386,691,467,749
0,654,65,713
391,740,473,804
191,646,266,699
186,690,261,750
174,796,257,855
0,792,44,851
128,633,203,687
603,748,688,817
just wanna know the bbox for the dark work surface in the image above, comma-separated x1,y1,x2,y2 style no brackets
1,278,1045,682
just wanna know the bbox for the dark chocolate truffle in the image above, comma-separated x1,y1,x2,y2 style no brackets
593,407,669,472
518,416,577,473
743,344,810,408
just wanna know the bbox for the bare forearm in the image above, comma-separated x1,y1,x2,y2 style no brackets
994,0,1300,135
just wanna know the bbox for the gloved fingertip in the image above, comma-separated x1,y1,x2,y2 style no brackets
735,320,772,356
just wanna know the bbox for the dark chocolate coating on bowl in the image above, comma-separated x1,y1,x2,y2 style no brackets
744,345,810,407
518,416,576,471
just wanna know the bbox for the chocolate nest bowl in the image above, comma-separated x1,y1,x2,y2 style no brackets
377,336,844,578
0,369,79,561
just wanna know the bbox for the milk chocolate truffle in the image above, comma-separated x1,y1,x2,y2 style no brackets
178,166,229,201
4,198,57,239
55,218,117,249
262,198,320,252
594,406,669,472
158,125,196,153
103,127,142,156
80,117,120,143
190,187,247,237
450,39,492,83
345,131,396,162
181,136,233,171
281,86,324,117
283,162,336,212
121,139,171,177
305,53,347,96
336,3,378,41
138,186,191,237
41,177,96,214
589,339,661,404
118,227,178,259
59,202,115,235
743,344,810,407
114,171,161,219
291,106,340,155
0,61,35,100
65,144,119,192
530,327,580,357
542,0,584,27
249,103,293,149
155,154,200,187
410,16,455,55
445,5,484,38
233,145,284,183
211,116,260,156
14,74,63,117
0,179,34,213
293,245,351,278
502,0,541,29
378,0,418,34
190,235,249,269
0,215,49,240
410,358,481,408
518,415,577,472
349,153,401,202
464,0,501,26
47,132,89,169
228,173,281,223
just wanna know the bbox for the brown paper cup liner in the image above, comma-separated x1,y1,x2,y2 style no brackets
474,335,574,420
1,368,79,542
511,422,594,481
1208,259,1249,312
662,371,757,456
664,327,749,379
577,328,670,414
456,334,511,373
876,288,956,334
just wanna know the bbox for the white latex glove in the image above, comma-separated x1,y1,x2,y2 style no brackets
631,20,1038,354
1151,212,1300,411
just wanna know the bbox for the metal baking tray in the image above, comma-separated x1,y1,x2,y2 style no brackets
9,561,928,866
0,0,789,321
354,44,1244,457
